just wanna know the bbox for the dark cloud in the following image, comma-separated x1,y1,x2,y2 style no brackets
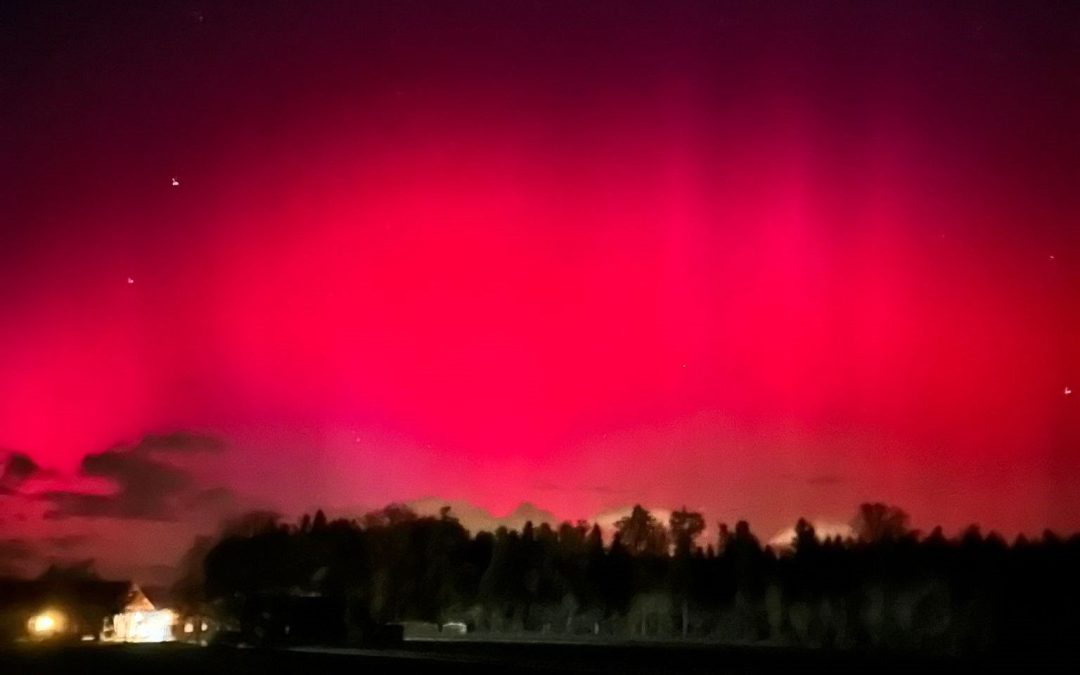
42,450,193,520
40,432,234,521
0,538,38,576
41,492,154,520
0,538,36,562
184,486,237,512
807,473,847,487
46,535,91,552
133,563,179,586
583,484,628,495
129,432,226,454
1,451,39,490
38,559,98,580
532,481,628,495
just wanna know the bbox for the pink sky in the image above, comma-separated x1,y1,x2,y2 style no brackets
1,1,1077,580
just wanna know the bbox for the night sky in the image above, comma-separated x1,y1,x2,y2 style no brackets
2,1,1078,581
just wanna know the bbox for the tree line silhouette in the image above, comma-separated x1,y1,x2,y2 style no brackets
175,502,1080,654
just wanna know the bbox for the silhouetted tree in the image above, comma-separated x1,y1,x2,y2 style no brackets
669,507,705,636
852,503,910,543
189,502,1080,654
669,507,706,556
361,503,418,529
615,505,669,556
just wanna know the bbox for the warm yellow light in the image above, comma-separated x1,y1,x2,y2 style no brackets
110,609,177,643
184,621,195,634
28,610,66,637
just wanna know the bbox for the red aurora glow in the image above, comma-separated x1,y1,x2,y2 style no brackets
1,1,1078,578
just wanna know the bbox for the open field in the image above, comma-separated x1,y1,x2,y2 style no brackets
2,640,1079,675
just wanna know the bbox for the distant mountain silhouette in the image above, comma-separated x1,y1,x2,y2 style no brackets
407,498,557,533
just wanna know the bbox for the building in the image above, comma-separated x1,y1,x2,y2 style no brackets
0,576,176,643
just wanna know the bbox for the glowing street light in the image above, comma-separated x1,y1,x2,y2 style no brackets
28,610,66,638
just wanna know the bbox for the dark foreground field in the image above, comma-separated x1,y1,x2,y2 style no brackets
2,640,1078,674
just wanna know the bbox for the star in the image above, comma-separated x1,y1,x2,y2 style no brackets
127,276,135,284
1067,387,1073,396
1049,254,1056,261
170,177,180,187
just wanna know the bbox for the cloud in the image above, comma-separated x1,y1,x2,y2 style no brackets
806,473,847,487
0,538,37,576
129,432,226,454
133,563,181,587
42,451,193,520
39,432,235,522
184,486,237,512
531,481,629,495
45,535,91,552
1,451,40,491
0,537,36,562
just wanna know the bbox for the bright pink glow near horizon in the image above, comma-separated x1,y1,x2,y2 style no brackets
1,2,1078,579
